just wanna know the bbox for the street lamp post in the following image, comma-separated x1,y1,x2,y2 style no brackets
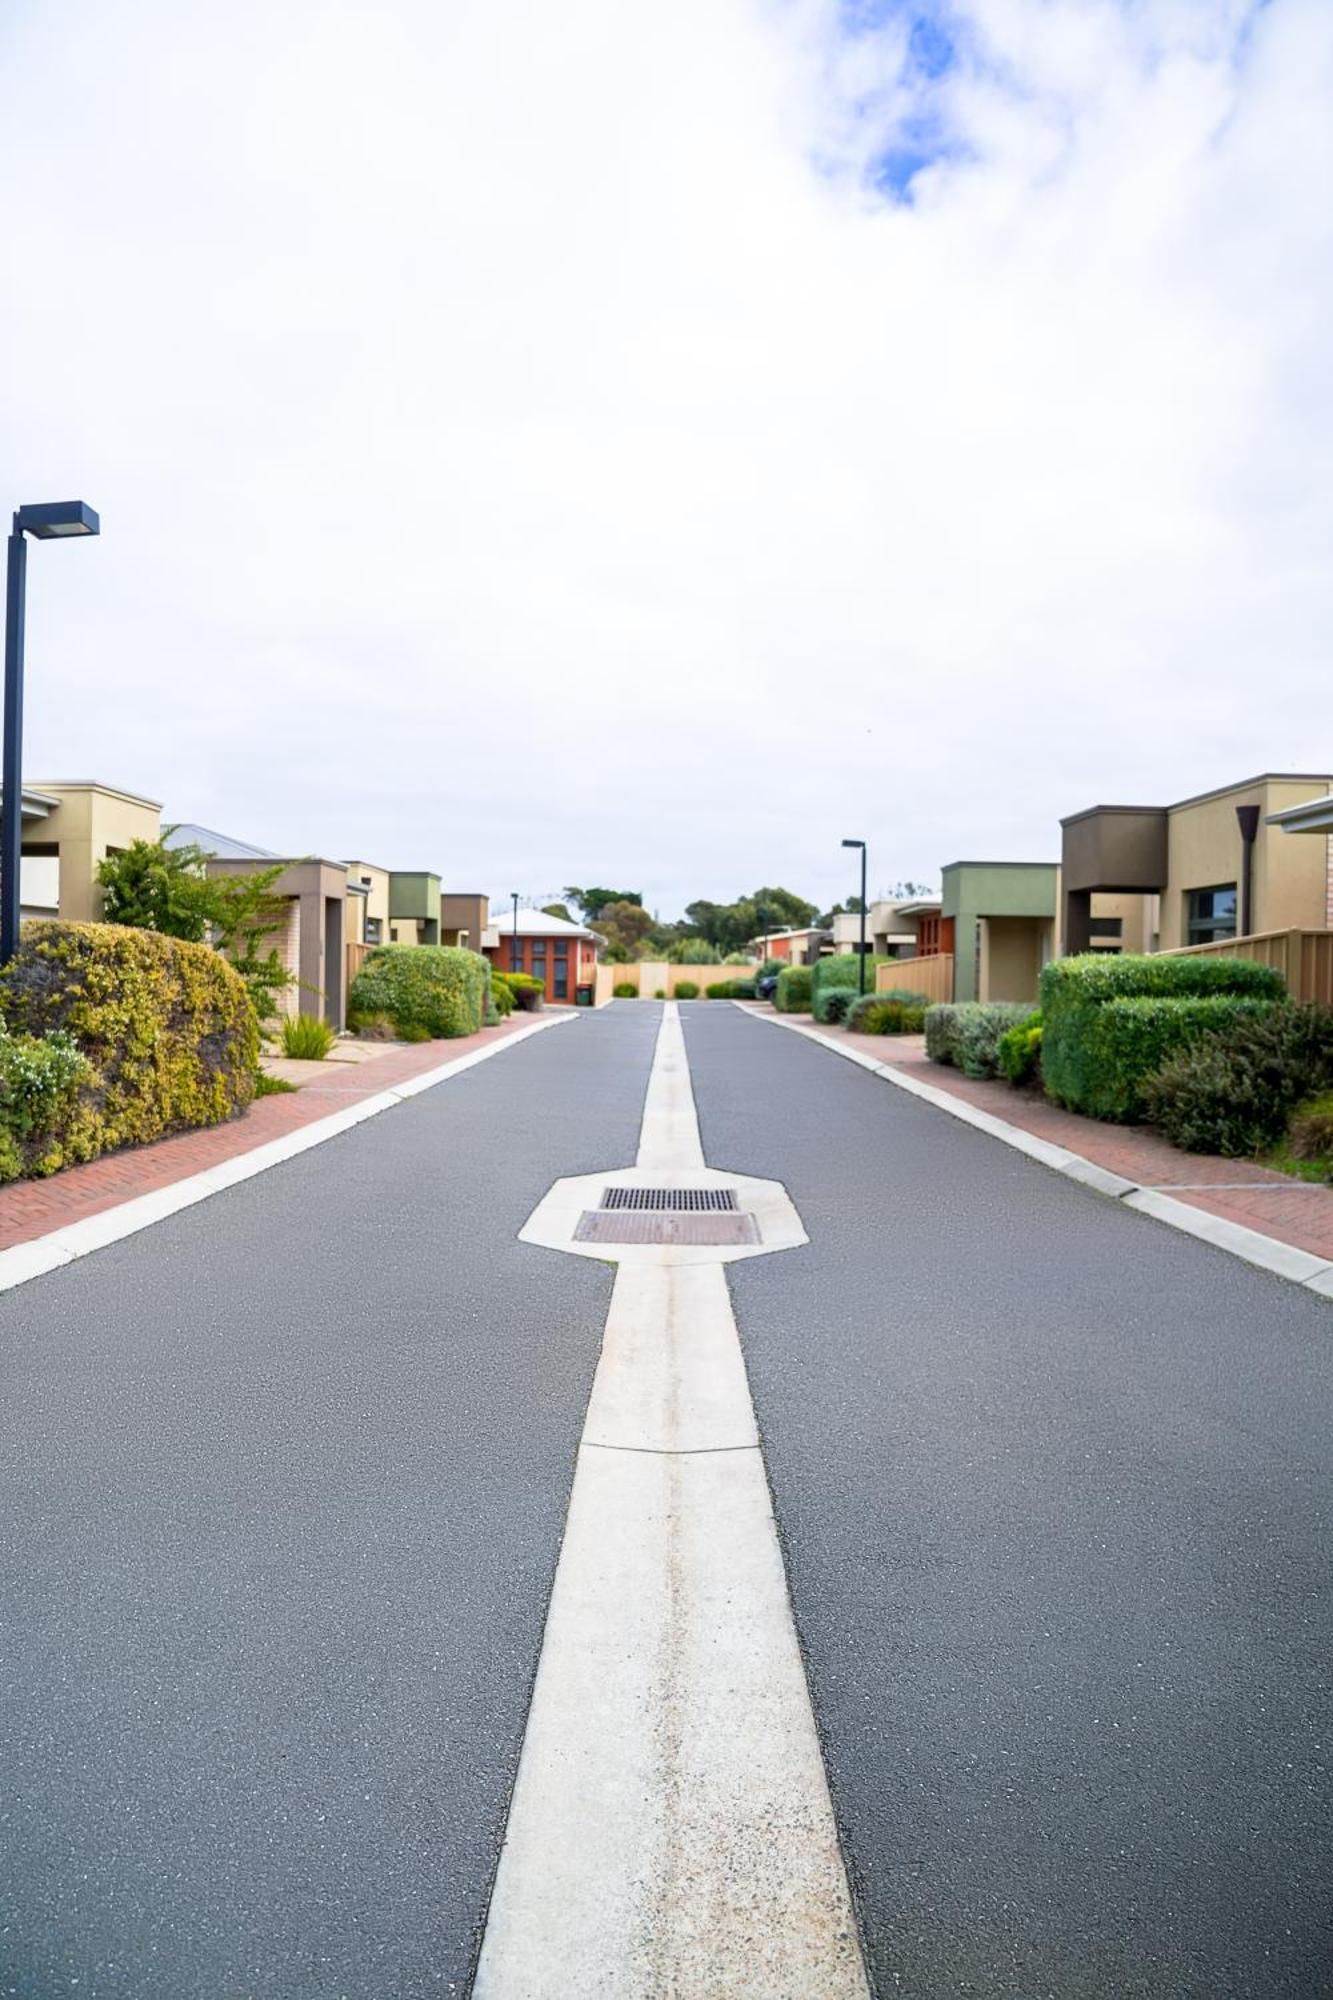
511,891,520,973
842,838,868,994
2,501,100,964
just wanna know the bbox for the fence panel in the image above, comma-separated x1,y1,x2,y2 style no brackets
877,954,954,1005
1158,928,1333,1005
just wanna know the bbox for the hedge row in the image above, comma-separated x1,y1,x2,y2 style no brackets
0,921,257,1179
1040,953,1285,1122
348,945,490,1041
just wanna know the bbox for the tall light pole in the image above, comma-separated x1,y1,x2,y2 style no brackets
511,891,520,973
2,501,100,963
842,838,868,994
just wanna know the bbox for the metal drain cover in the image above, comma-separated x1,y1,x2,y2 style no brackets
574,1210,761,1247
601,1187,738,1212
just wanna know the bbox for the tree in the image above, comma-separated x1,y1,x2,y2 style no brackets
541,902,574,923
563,885,642,923
208,866,297,1028
98,836,295,1029
597,898,656,960
96,835,218,941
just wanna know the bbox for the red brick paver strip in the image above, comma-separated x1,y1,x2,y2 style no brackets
0,1015,549,1255
778,1014,1333,1271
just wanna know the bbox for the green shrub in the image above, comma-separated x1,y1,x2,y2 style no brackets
488,974,515,1017
254,1071,298,1097
0,1031,89,1162
674,980,700,999
877,987,932,1006
281,1013,337,1060
774,966,813,1013
847,994,927,1035
348,945,489,1040
997,1010,1043,1086
503,971,544,1012
954,1003,1033,1079
706,981,737,999
654,988,666,999
1060,995,1279,1123
810,954,884,1005
1286,1090,1333,1168
925,1004,965,1065
1040,952,1286,1116
1143,1004,1333,1154
613,981,638,998
0,921,257,1173
813,984,859,1024
730,977,757,1000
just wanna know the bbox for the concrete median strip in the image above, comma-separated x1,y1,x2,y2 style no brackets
0,1012,576,1298
473,1006,868,1998
745,1005,1333,1299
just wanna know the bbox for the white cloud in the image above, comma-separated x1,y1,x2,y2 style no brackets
0,0,1328,915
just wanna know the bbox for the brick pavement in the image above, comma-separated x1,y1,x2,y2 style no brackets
0,1015,544,1255
795,1016,1333,1266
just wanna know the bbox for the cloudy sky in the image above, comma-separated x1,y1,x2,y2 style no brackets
1,0,1328,918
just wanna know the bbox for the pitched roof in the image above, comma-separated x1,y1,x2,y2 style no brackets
164,822,279,862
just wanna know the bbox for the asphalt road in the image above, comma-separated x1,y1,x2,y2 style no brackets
683,1003,1333,1998
0,1005,658,2000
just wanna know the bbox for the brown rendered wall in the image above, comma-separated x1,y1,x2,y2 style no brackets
441,893,489,951
22,783,162,921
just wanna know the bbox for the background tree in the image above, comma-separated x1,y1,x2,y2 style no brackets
562,885,642,923
96,835,218,941
597,899,656,961
541,902,574,922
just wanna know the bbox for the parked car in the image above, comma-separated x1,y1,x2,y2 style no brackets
756,972,780,1001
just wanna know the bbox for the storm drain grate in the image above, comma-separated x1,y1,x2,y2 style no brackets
601,1187,738,1212
575,1211,761,1247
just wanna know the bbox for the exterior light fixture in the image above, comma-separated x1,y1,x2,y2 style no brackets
842,838,868,993
3,500,101,962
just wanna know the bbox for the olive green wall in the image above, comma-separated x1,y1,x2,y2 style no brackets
941,862,1058,1002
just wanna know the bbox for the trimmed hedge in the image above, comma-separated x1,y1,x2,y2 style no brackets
1040,952,1286,1121
846,994,927,1034
0,920,257,1176
1059,995,1278,1122
813,984,858,1024
706,981,737,999
348,945,489,1040
1143,1003,1333,1155
674,980,700,999
810,954,883,1004
612,981,638,998
774,966,813,1013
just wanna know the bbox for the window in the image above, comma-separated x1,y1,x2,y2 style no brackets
509,939,525,971
366,917,382,945
553,965,568,999
390,926,399,942
1186,884,1237,945
1088,917,1122,939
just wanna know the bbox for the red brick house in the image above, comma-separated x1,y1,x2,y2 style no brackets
484,909,601,1005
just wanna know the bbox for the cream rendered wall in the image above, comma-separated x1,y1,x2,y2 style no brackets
1161,779,1333,948
1090,891,1154,953
346,862,391,943
979,917,1052,1004
27,783,161,920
